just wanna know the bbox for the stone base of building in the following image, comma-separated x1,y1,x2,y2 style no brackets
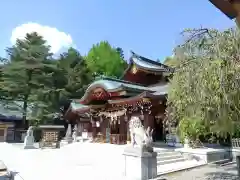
123,146,157,180
176,147,231,163
60,138,73,147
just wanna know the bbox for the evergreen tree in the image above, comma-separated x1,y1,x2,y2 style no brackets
58,47,93,99
116,47,124,59
0,32,56,126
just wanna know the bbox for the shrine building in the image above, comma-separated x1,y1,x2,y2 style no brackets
64,52,174,144
209,0,240,25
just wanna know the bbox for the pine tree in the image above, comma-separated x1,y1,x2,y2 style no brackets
0,32,56,126
58,48,93,99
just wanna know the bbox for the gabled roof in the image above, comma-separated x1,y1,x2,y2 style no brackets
69,100,90,113
0,101,25,121
79,76,155,103
0,101,34,121
209,0,237,19
66,82,169,115
122,52,174,79
149,84,168,96
89,76,153,91
130,51,174,73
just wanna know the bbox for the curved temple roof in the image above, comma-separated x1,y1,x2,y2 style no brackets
79,77,154,103
130,51,174,73
68,81,169,114
149,84,168,95
66,51,172,115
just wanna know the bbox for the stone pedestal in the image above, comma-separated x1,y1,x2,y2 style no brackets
23,126,35,149
23,135,35,149
60,124,73,147
184,138,190,148
237,155,240,176
123,146,157,180
60,137,73,147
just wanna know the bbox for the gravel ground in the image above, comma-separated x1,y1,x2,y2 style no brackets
160,163,238,180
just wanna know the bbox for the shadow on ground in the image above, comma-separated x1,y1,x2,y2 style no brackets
0,171,19,180
10,171,21,180
204,172,238,180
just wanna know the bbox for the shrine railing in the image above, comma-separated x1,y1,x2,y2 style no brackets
94,134,127,144
232,138,240,148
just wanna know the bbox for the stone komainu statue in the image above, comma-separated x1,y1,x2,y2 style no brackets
129,116,153,152
26,126,34,137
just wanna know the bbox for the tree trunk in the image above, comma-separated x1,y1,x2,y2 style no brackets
22,95,28,129
22,70,32,128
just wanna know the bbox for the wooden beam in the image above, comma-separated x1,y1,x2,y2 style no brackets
232,1,240,26
209,0,237,19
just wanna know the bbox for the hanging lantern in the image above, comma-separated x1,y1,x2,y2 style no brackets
96,121,100,127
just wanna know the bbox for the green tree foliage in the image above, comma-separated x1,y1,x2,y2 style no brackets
116,47,124,59
0,35,127,126
0,32,56,125
163,56,179,68
37,47,93,124
86,41,127,78
167,27,240,139
58,47,93,99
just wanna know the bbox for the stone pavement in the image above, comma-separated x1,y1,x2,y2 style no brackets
0,142,128,180
160,163,238,180
0,142,239,180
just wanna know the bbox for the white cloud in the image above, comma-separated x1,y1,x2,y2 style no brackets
10,22,74,54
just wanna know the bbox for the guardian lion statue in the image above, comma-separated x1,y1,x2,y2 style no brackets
129,116,153,152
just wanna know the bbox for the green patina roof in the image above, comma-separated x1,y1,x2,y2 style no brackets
149,84,168,95
71,100,89,110
85,76,153,92
0,101,33,120
130,52,174,73
79,76,152,102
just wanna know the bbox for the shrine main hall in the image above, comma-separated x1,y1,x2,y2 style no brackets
64,52,174,144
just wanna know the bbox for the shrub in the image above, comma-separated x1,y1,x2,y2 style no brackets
177,117,205,146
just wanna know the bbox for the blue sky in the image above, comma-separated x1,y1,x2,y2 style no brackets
0,0,235,61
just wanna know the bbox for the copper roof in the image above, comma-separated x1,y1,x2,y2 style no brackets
79,76,154,103
121,52,174,79
130,51,174,73
67,83,168,113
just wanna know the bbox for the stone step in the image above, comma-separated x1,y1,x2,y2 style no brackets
157,157,186,165
157,151,180,157
157,160,206,176
154,148,175,153
157,154,183,161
